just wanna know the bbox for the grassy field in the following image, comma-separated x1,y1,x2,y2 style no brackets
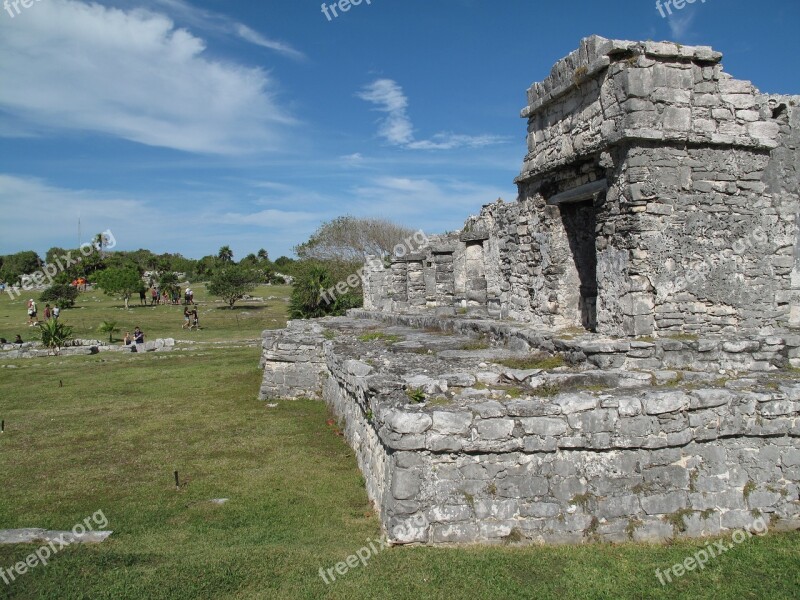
0,284,292,345
0,287,798,599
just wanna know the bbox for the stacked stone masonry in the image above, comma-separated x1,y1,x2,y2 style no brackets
259,316,800,545
363,35,800,338
260,36,800,546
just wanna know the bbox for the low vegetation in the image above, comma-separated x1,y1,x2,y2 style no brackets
497,352,565,370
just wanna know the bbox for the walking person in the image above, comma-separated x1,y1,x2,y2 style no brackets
44,303,52,320
27,299,37,326
52,305,60,321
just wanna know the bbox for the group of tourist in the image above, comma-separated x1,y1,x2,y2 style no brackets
1,299,61,346
25,299,59,326
138,285,195,307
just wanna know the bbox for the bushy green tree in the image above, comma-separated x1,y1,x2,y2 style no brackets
94,268,143,309
40,283,80,308
158,271,180,297
0,251,41,283
207,264,260,308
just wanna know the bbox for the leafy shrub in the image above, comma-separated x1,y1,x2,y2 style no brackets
288,262,362,319
40,283,79,308
39,319,74,355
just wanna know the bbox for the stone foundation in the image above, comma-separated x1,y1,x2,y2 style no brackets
260,315,800,545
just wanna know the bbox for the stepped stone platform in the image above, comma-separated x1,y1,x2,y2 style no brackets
259,314,800,545
260,34,800,545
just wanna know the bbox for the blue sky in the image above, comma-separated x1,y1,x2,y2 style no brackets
1,0,798,260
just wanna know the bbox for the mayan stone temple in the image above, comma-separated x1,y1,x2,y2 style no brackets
261,36,800,545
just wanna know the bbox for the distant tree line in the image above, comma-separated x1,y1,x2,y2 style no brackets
1,215,416,317
0,242,300,310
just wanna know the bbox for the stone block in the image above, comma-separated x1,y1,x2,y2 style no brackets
430,523,481,543
475,418,515,440
640,491,688,515
384,410,433,434
519,417,568,436
432,411,473,435
643,391,690,415
392,469,421,500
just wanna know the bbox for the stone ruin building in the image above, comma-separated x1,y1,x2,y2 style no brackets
261,36,800,545
365,36,799,337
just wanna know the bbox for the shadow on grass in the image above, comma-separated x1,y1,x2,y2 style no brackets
213,304,271,311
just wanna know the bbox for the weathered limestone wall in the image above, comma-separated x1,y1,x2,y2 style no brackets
364,36,800,338
259,324,328,400
259,317,800,545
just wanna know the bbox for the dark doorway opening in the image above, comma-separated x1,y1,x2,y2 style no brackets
560,200,598,331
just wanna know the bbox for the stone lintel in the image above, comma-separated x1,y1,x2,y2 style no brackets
546,179,608,206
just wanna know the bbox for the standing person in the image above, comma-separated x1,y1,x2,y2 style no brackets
189,288,194,305
191,307,199,330
182,306,191,329
162,290,169,305
184,287,191,305
150,287,157,306
44,304,52,320
139,288,147,305
52,305,60,321
27,299,37,326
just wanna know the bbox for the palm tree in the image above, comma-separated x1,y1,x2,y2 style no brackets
98,320,120,343
257,248,269,262
218,245,234,264
39,320,74,355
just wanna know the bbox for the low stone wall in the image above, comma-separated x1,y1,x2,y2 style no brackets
260,316,800,545
0,338,176,358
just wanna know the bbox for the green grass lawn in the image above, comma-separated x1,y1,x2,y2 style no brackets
0,288,798,599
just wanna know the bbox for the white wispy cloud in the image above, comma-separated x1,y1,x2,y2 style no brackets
0,0,296,154
667,12,695,39
358,79,507,150
234,24,306,62
357,79,414,145
132,0,306,60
